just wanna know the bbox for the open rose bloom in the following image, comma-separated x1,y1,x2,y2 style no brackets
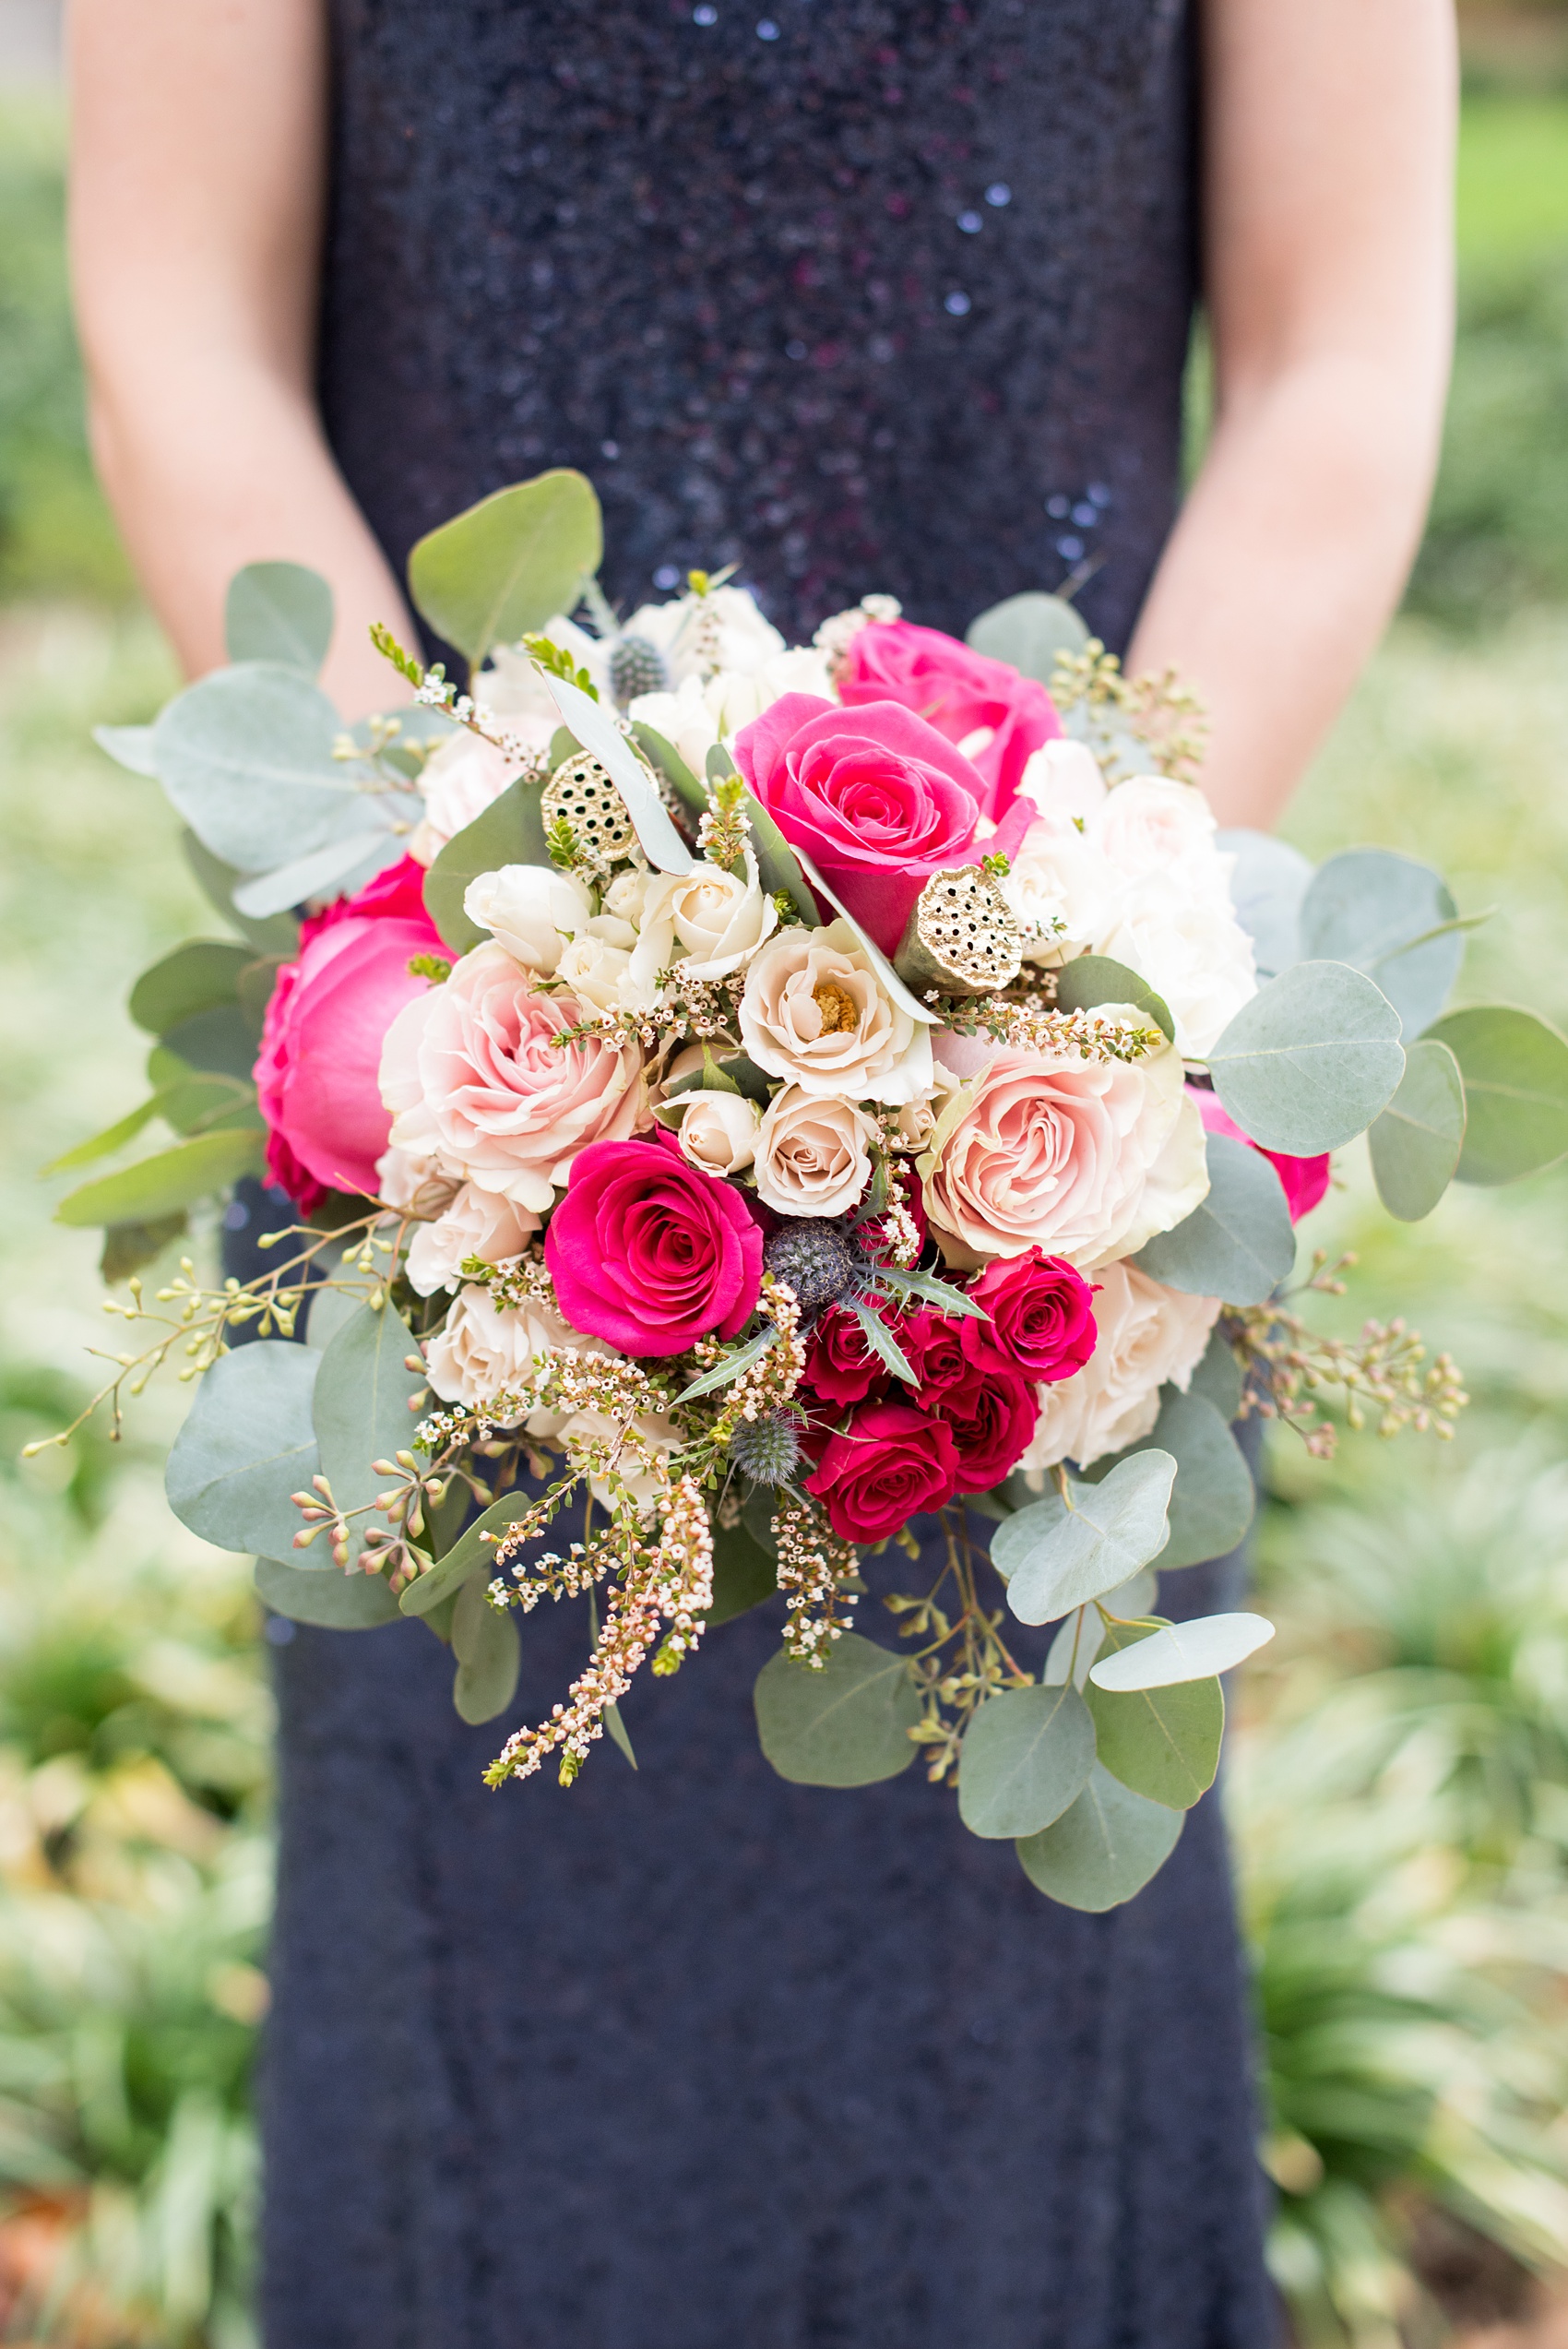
88,471,1499,1910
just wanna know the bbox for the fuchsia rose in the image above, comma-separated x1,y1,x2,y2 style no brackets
545,1138,764,1357
838,620,1062,808
807,1401,961,1544
934,1371,1039,1493
732,694,1035,956
255,855,445,1210
1193,1090,1330,1222
802,1304,896,1408
960,1248,1099,1384
899,1306,973,1401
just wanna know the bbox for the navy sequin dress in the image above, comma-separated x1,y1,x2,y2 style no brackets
255,4,1280,2341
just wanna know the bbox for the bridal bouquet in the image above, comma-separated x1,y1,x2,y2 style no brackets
43,471,1568,1912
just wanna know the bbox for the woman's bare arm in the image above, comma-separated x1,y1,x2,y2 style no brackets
67,0,413,717
1128,0,1457,829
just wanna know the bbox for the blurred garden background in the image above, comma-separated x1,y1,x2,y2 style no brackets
2,2,1568,2342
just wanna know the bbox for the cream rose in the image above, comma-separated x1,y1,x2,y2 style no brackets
665,1088,762,1176
463,865,593,976
410,733,523,865
754,1086,878,1218
380,943,646,1212
374,1141,460,1216
425,1282,579,1413
555,931,636,1013
739,918,932,1106
1019,1260,1221,1470
919,1025,1208,1270
405,1184,540,1298
1091,774,1220,886
627,848,778,994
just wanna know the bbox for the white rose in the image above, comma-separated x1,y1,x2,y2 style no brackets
604,867,655,928
1019,737,1109,826
1092,882,1258,1059
628,848,778,993
463,864,594,975
630,647,833,776
754,1086,878,1218
1090,775,1222,889
374,1142,459,1214
555,932,636,1013
405,1185,540,1297
410,733,523,865
1000,819,1122,967
1019,1260,1221,1471
669,1089,762,1175
921,1022,1209,1270
739,917,932,1106
624,584,786,684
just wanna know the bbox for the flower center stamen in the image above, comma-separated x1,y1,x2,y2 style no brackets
812,980,858,1034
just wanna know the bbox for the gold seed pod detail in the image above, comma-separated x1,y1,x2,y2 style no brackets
540,751,637,864
894,865,1022,997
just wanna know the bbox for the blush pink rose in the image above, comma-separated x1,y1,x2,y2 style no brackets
837,620,1062,809
254,855,445,1210
732,693,1034,956
1193,1090,1330,1222
806,1401,962,1543
545,1138,764,1357
379,943,646,1212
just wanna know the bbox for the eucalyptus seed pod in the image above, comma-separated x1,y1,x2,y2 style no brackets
608,632,671,708
541,750,638,864
893,865,1022,997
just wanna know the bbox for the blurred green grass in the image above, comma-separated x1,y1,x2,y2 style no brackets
2,66,1568,2349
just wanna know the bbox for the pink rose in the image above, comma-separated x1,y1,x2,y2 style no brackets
379,943,646,1212
960,1249,1099,1384
255,855,445,1210
732,694,1034,956
838,619,1061,808
933,1370,1039,1492
1193,1090,1329,1222
545,1138,764,1357
806,1401,961,1543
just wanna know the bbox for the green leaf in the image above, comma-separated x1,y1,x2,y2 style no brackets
94,721,159,777
1189,1325,1244,1423
675,1325,778,1403
128,942,252,1037
101,1214,187,1282
1084,1619,1223,1810
1425,1004,1568,1186
1367,1037,1467,1221
43,1095,164,1174
1132,1131,1294,1306
956,1681,1096,1838
707,1517,778,1628
1052,953,1175,1043
422,775,552,954
236,957,284,1042
159,1002,260,1084
1087,1610,1274,1689
754,1632,921,1786
399,1489,539,1616
232,829,406,923
181,830,301,958
741,787,820,927
850,1300,916,1384
630,721,707,815
255,1556,400,1628
965,590,1090,682
992,1450,1176,1626
707,742,738,783
150,1066,262,1139
548,677,695,875
1083,1389,1254,1571
408,471,603,666
1206,960,1405,1153
603,1700,638,1771
1298,848,1464,1037
224,561,334,674
150,662,358,875
1016,1762,1184,1911
451,1575,521,1723
54,1127,266,1226
311,1301,425,1569
165,1342,320,1560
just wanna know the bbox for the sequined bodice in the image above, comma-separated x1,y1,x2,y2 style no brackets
319,0,1197,650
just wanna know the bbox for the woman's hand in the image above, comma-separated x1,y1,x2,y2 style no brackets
68,0,414,717
1128,0,1457,829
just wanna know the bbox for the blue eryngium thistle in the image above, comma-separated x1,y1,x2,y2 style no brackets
609,632,671,708
762,1220,861,1315
728,1412,807,1487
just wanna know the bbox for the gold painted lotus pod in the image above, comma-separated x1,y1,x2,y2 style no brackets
540,750,638,864
894,865,1022,997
